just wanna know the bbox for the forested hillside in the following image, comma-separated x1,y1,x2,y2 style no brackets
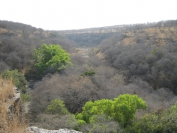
99,20,177,94
1,20,177,133
0,21,74,74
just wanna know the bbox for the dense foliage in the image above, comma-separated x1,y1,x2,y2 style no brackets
32,44,72,75
124,102,177,133
76,94,147,127
100,25,177,94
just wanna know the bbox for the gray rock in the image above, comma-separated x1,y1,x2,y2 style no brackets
26,126,82,133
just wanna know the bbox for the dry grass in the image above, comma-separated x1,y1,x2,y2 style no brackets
0,78,28,133
0,78,14,102
123,37,135,45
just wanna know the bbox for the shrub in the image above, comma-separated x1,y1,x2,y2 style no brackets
45,99,69,115
36,114,78,130
81,70,95,76
21,93,31,102
1,69,28,94
125,102,177,133
80,114,122,133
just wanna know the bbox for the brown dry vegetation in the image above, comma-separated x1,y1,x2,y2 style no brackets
1,20,177,132
0,20,75,74
0,78,27,133
122,26,177,45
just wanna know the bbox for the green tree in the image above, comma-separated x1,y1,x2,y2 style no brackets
32,44,72,74
45,99,69,115
76,94,147,127
112,94,147,127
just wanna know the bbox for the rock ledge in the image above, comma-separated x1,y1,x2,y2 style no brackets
26,126,82,133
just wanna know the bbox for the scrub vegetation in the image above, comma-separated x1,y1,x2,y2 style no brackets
1,19,177,132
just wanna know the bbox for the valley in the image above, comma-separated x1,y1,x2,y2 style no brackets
0,19,177,133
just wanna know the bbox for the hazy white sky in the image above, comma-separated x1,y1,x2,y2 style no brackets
0,0,176,30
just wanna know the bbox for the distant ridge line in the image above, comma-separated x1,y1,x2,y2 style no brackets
56,25,127,34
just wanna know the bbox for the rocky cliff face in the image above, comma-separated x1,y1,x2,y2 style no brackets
0,78,26,133
8,87,21,115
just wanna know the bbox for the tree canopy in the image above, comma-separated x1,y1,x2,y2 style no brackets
32,44,72,74
76,94,147,127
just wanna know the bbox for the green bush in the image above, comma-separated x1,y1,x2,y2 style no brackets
81,70,95,76
1,69,28,94
76,94,147,128
21,93,31,102
45,99,69,115
32,44,72,75
124,102,177,133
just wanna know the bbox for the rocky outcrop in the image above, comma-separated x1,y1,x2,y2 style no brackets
0,79,27,132
8,87,21,116
26,126,82,133
11,88,81,133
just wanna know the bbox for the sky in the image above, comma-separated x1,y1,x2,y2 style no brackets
0,0,176,30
